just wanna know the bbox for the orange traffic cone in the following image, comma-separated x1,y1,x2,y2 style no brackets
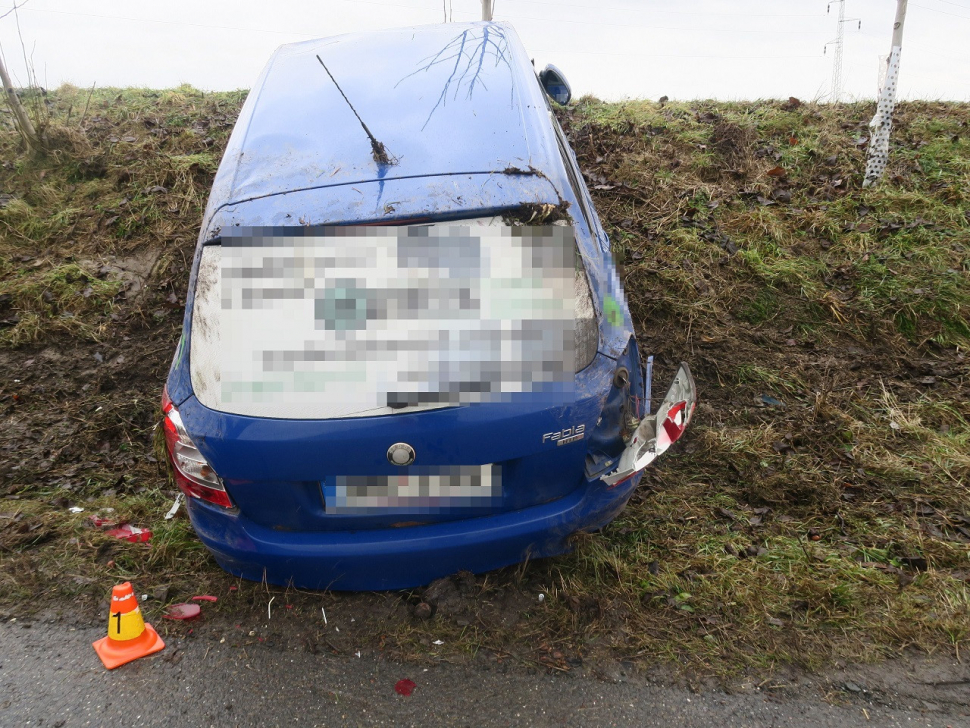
92,582,165,669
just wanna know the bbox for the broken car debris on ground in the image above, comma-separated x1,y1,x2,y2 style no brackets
0,86,967,673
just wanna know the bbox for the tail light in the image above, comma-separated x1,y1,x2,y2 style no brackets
161,387,233,508
657,400,690,451
600,363,696,487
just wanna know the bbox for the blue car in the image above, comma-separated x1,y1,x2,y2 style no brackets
163,21,696,591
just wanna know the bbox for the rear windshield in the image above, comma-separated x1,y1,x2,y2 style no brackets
190,220,588,419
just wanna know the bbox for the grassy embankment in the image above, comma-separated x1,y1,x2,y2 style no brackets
0,86,967,674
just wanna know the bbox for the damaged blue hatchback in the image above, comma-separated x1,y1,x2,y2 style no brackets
163,21,696,590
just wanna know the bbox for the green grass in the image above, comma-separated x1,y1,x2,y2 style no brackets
568,97,970,348
0,262,124,344
0,88,968,675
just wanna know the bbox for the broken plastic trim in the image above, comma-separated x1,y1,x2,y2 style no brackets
599,363,696,487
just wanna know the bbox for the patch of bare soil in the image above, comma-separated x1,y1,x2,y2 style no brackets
1,91,968,677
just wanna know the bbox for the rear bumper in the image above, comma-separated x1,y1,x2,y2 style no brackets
184,472,643,591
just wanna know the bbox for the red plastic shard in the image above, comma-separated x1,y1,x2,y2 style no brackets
163,603,202,620
88,515,118,529
105,524,152,542
395,679,416,697
190,595,218,602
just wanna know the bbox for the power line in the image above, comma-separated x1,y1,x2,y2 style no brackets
915,47,970,62
513,0,826,18
21,7,319,36
495,12,825,33
859,29,968,62
17,3,835,41
532,47,822,60
12,5,825,63
18,0,453,36
910,2,970,18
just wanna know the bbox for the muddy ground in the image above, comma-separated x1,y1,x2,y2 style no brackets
0,89,968,677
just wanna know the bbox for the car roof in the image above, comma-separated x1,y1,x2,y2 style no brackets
202,22,567,234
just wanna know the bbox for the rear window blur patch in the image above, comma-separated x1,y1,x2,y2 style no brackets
190,224,577,419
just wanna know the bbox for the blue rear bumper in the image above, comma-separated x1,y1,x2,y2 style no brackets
185,472,642,591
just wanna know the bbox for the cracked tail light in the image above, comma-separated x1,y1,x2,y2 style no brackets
600,363,696,488
161,387,233,508
657,400,690,452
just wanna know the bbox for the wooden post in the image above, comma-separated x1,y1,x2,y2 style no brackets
863,0,908,187
0,47,40,150
891,0,908,47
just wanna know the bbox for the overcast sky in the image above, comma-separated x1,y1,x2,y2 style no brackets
0,0,967,100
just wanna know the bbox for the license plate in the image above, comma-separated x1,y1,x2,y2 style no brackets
323,465,500,514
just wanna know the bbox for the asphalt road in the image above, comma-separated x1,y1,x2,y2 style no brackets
1,617,968,727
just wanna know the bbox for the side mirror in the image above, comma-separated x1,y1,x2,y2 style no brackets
539,64,571,105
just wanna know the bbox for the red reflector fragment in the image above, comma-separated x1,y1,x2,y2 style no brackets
106,525,152,543
164,603,202,620
661,401,689,444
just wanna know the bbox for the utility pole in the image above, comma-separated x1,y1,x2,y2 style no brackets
863,0,908,187
824,1,861,102
0,47,40,151
482,0,493,21
829,1,846,102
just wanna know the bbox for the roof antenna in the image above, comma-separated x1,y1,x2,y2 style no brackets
316,55,395,166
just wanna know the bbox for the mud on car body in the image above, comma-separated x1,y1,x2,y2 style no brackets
163,21,696,590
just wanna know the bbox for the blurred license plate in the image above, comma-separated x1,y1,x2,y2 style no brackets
323,465,501,514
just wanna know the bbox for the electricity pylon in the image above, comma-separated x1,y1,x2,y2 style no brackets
825,1,861,102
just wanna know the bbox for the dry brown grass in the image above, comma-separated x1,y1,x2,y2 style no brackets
0,89,967,675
